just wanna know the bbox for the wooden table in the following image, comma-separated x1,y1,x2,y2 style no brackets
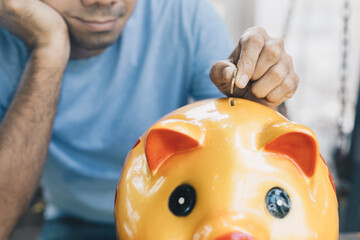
340,233,360,239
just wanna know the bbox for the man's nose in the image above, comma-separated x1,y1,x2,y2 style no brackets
81,0,119,6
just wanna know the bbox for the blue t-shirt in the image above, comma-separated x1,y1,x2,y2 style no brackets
0,0,233,222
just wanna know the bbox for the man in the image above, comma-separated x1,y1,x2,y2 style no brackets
0,0,298,239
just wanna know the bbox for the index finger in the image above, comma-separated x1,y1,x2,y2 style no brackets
236,32,267,88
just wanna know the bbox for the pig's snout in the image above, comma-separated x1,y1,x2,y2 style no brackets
215,232,255,240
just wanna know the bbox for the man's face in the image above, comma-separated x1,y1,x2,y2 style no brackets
43,0,137,51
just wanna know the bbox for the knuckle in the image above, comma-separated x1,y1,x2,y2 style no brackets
265,94,279,103
249,34,265,48
286,54,293,64
286,91,295,99
279,54,293,73
282,76,299,97
294,74,300,85
252,85,267,99
249,26,266,35
270,68,286,82
273,37,284,48
239,36,245,46
239,35,249,46
265,44,281,61
241,33,265,48
265,94,276,103
282,79,293,91
241,59,255,73
282,54,293,70
290,75,299,92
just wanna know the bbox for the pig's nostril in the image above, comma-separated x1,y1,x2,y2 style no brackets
215,232,255,240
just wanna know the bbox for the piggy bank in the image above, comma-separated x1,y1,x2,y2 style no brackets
114,98,338,240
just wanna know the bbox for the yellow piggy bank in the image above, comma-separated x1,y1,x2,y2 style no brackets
114,98,338,240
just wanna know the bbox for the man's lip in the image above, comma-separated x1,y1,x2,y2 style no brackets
75,18,117,31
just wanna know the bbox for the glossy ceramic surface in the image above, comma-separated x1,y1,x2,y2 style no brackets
114,98,338,240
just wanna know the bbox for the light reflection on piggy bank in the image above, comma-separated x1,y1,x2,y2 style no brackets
114,98,338,240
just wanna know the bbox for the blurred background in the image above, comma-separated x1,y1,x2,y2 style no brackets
11,0,360,238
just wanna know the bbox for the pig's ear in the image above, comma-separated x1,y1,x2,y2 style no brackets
145,120,202,174
259,121,318,178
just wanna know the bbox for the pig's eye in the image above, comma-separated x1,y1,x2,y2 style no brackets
266,187,291,218
168,184,196,217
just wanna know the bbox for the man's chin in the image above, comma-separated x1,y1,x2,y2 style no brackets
72,38,118,50
69,33,120,57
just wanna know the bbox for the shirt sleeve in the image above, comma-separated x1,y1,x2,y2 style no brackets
189,0,235,100
0,27,29,122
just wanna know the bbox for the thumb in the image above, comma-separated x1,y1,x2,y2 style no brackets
209,60,237,88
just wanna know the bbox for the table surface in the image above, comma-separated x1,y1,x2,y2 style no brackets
340,233,360,239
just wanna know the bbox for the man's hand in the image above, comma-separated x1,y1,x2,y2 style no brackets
210,26,299,109
0,0,69,59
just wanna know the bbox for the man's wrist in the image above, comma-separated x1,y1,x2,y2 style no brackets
33,39,70,68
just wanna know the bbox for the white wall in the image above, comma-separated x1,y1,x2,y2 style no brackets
211,0,254,41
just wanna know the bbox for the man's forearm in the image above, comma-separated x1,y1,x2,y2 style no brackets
0,48,67,239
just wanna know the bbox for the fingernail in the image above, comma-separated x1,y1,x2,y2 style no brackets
224,67,234,80
237,74,249,88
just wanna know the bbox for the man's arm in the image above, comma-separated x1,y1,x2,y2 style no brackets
0,1,69,238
